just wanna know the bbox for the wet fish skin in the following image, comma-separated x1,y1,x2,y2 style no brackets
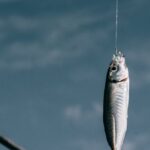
103,52,129,150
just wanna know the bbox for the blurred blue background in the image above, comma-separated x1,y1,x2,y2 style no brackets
0,0,149,150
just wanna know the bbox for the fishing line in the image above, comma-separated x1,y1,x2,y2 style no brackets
115,0,119,54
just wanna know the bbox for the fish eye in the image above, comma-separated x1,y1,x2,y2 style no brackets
111,66,117,71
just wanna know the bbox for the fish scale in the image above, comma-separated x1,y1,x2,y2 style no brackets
113,82,129,149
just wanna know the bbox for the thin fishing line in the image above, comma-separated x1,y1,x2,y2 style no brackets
115,0,119,54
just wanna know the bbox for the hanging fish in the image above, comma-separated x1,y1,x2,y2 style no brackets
103,51,129,150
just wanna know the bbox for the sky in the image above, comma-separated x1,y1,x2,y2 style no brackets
0,0,150,150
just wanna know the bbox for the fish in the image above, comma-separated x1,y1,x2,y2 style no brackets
103,51,129,150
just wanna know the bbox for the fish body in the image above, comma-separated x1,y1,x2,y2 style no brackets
103,52,129,150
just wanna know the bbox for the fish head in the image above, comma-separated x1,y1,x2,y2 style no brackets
108,51,129,82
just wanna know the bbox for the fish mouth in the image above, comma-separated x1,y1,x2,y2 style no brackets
112,51,125,64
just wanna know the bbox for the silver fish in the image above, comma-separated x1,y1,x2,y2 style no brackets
103,51,129,150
